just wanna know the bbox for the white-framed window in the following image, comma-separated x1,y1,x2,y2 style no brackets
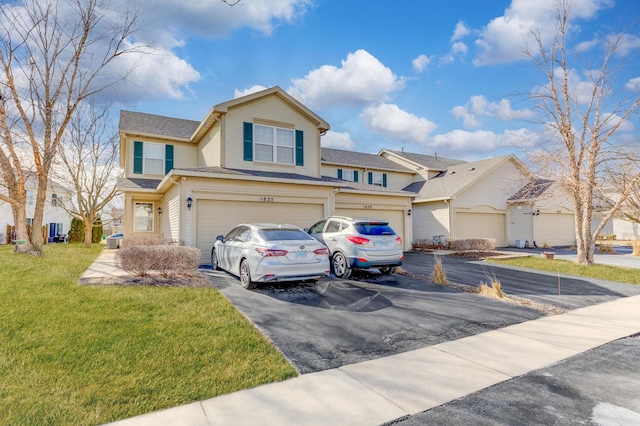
342,170,355,182
134,202,154,232
144,142,165,175
372,172,384,187
26,218,33,226
254,124,295,165
25,190,34,205
51,193,59,207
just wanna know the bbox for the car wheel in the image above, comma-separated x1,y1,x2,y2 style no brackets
211,249,220,270
332,252,352,279
379,266,396,275
240,259,256,289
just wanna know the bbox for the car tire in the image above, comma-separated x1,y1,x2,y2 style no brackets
211,249,220,270
379,266,396,275
332,252,352,279
240,259,256,289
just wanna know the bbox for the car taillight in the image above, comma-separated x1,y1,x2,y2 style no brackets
396,237,402,245
255,247,288,257
314,247,329,255
346,235,370,245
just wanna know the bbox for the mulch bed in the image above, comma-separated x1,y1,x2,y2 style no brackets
79,273,213,287
447,251,506,259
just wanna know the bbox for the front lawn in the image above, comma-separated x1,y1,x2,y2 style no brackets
0,244,296,425
487,256,640,284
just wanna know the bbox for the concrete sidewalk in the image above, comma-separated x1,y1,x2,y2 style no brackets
104,294,640,426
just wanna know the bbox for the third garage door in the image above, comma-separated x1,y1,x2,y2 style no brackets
455,212,506,247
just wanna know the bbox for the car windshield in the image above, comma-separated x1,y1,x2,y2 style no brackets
354,222,396,236
260,229,314,241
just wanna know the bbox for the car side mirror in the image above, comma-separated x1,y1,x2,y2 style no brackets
303,228,310,233
216,235,224,241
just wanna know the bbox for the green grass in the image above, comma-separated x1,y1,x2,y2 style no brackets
0,244,296,425
487,256,640,284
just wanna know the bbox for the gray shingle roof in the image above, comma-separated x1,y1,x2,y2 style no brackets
508,178,554,201
119,110,201,140
386,150,467,170
321,148,412,172
117,177,162,190
415,155,513,200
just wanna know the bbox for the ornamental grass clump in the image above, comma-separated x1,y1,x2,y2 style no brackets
476,268,506,299
598,243,615,254
430,255,448,285
633,240,640,257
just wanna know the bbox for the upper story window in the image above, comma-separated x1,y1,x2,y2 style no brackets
133,141,174,175
368,172,387,187
338,169,358,182
51,193,59,207
254,124,295,164
25,190,34,205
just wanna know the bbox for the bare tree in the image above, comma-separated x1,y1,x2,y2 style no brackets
0,0,141,255
53,102,121,247
526,0,640,264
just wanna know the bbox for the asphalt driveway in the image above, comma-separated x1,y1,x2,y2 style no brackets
201,252,640,374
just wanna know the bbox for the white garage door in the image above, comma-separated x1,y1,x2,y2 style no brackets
335,208,405,244
196,200,324,262
537,214,575,247
455,212,506,247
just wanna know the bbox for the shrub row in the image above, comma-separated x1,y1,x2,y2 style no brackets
448,238,496,251
115,245,201,277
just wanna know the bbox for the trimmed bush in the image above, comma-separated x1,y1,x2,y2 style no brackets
448,238,496,251
115,245,201,277
120,235,164,248
68,217,84,243
92,216,103,243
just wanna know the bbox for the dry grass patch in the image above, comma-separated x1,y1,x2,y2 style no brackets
598,243,615,254
633,240,640,257
430,255,449,285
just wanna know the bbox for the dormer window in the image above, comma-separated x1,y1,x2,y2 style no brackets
255,124,294,164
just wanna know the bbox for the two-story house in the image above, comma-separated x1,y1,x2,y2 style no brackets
117,86,414,262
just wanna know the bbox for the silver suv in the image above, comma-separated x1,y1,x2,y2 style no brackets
307,216,403,279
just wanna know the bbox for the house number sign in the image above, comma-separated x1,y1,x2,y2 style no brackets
363,205,373,209
260,196,274,202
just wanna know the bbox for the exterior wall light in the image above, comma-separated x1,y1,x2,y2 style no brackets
157,207,162,215
407,209,412,216
187,197,193,210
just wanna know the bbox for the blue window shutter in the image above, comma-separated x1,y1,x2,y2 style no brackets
133,141,143,174
295,130,304,166
354,171,359,182
383,173,387,188
337,169,343,179
165,144,174,174
368,172,373,185
243,122,253,161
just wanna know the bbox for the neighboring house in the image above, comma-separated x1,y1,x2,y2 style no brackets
0,175,73,244
117,87,414,262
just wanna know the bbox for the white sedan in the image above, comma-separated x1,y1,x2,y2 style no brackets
211,223,330,289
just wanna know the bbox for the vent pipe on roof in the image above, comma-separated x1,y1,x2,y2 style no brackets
435,153,438,160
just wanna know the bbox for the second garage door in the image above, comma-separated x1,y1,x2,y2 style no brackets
196,200,324,262
455,212,506,247
537,213,575,247
335,208,405,244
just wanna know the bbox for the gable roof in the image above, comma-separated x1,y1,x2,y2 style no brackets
381,149,467,171
508,178,555,202
119,110,200,141
321,148,413,173
413,155,528,201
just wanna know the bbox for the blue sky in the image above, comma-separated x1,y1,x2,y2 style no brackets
112,0,640,162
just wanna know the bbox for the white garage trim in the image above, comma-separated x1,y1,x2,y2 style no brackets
455,212,506,247
195,200,324,262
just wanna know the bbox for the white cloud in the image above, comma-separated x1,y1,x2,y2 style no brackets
412,54,433,72
431,128,540,152
321,131,356,150
360,103,437,144
625,77,640,92
610,33,640,56
287,50,405,109
451,42,468,55
452,95,536,129
452,21,471,42
473,0,614,66
234,85,269,98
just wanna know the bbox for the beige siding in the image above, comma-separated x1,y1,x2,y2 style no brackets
334,193,412,251
123,136,197,179
412,201,450,242
509,204,534,246
164,184,181,243
198,123,221,167
455,160,528,209
223,94,321,177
